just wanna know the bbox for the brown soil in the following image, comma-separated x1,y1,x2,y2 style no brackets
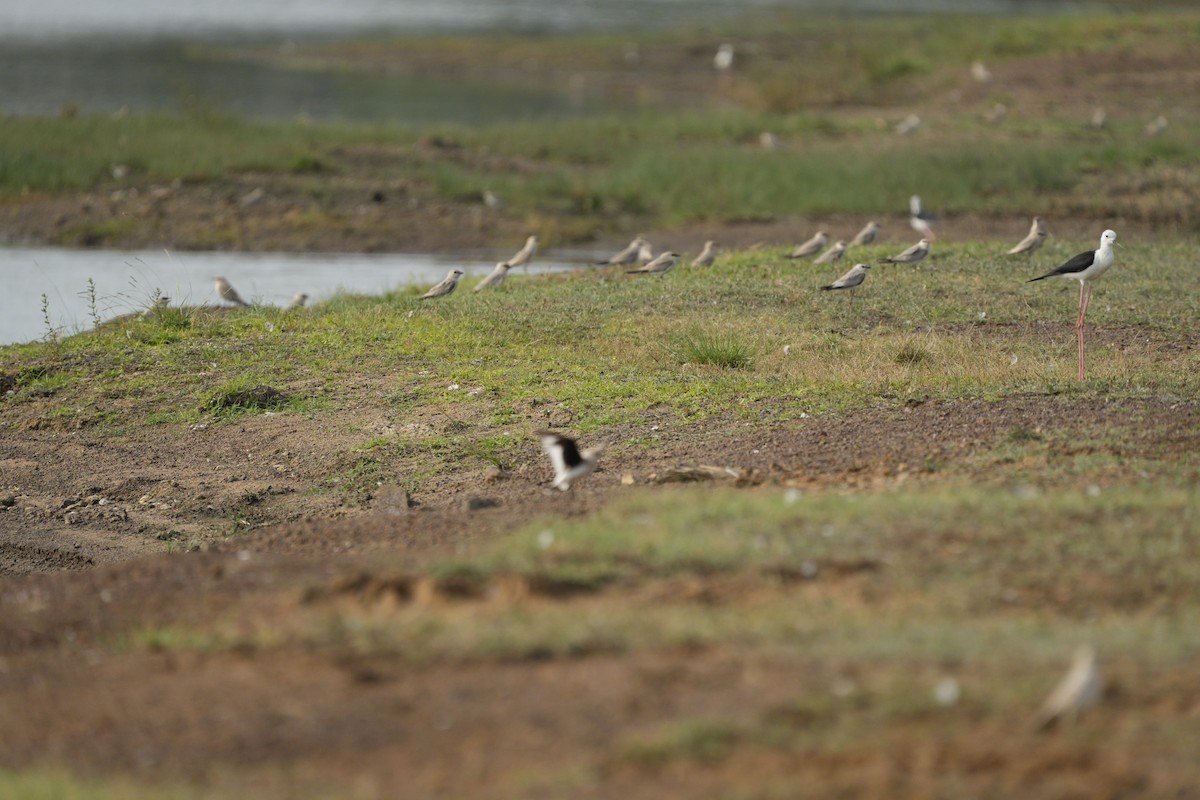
2,389,1198,797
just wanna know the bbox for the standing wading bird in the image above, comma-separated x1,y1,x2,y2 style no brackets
879,238,931,265
474,262,511,292
214,277,250,308
909,195,937,241
821,263,870,305
786,231,828,259
505,235,538,269
1006,216,1049,255
420,268,465,300
1028,229,1119,382
1034,646,1102,732
283,292,309,311
691,240,718,267
537,430,605,491
626,252,680,276
813,240,847,266
597,236,649,267
849,221,880,247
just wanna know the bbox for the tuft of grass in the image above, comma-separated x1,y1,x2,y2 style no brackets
671,328,754,369
199,377,288,415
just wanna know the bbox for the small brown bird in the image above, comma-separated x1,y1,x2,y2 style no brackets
1006,216,1049,255
420,269,465,300
879,238,931,265
474,262,511,292
214,277,250,307
691,241,718,267
283,292,309,311
813,240,847,266
787,231,828,259
626,252,680,277
504,235,538,268
1034,646,1102,732
849,221,880,247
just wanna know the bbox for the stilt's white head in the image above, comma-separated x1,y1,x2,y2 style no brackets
1101,229,1118,248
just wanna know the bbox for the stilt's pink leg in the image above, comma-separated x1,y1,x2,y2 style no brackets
1077,283,1093,381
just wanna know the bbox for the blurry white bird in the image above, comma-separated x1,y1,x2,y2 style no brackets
691,241,718,267
1034,646,1102,731
894,114,921,136
1144,115,1168,137
141,295,170,318
505,235,538,268
713,43,735,72
984,103,1008,124
598,236,649,267
626,252,680,276
1006,216,1049,255
635,240,655,265
283,292,309,311
759,131,779,150
880,238,931,265
420,269,465,300
474,262,511,292
970,60,993,83
821,263,869,293
537,430,605,491
786,231,829,259
1090,107,1108,129
909,195,937,241
813,240,847,266
849,221,880,247
214,277,250,308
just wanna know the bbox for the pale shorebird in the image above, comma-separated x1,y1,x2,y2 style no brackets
1028,229,1119,382
813,240,847,266
626,252,680,277
894,114,921,136
214,277,250,308
283,292,308,311
474,262,511,292
786,231,828,259
713,43,735,72
141,295,169,318
1090,107,1108,129
1034,646,1102,732
420,269,465,300
849,221,880,247
1006,216,1049,255
970,60,993,83
504,235,538,268
635,240,655,265
1144,115,1168,137
691,241,718,267
909,195,937,241
537,430,605,491
821,263,870,304
597,237,648,267
879,238,931,265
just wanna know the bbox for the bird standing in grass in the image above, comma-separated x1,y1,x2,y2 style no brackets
420,269,465,300
505,235,538,269
813,240,847,266
598,236,649,267
537,430,605,491
626,252,680,276
214,277,250,307
849,221,880,247
879,238,931,265
474,262,511,292
1035,646,1102,731
1028,229,1119,382
1006,216,1049,255
283,292,308,311
692,240,718,267
821,263,870,307
787,231,828,259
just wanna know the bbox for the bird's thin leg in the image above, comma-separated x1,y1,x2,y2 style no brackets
1075,282,1086,381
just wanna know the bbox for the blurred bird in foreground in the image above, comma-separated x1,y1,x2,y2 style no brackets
691,241,718,267
505,235,538,268
283,292,308,311
537,430,605,491
1035,646,1102,732
474,262,511,292
909,195,937,241
894,114,921,136
1006,216,1049,255
813,240,847,266
420,269,464,300
214,277,250,308
598,236,649,267
787,231,828,259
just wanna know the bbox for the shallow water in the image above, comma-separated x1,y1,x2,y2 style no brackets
0,247,580,346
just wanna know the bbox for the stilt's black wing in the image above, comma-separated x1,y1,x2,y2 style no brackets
536,431,583,468
1029,249,1094,282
